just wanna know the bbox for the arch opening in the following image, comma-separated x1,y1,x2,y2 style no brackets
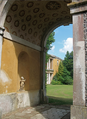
0,0,74,115
45,24,73,105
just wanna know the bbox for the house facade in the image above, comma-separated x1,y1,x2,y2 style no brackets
46,54,62,84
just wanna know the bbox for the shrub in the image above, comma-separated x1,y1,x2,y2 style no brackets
51,80,62,85
53,73,58,81
58,76,64,83
65,78,73,85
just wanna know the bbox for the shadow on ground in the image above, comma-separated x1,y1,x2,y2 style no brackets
48,96,73,106
2,104,70,119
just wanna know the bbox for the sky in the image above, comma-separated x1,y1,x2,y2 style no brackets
48,24,73,60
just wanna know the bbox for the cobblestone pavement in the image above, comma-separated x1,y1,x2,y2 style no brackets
2,104,70,119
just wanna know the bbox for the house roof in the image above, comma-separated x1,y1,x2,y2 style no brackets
48,54,63,61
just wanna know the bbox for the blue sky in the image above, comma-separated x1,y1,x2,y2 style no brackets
48,24,73,60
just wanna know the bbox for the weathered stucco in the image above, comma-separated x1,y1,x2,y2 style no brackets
73,14,85,106
53,58,61,77
71,105,87,119
0,38,41,94
0,90,40,115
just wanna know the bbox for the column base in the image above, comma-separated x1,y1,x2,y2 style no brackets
71,105,87,119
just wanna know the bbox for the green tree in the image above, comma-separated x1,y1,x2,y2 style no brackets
46,32,55,63
57,61,64,81
52,51,73,85
46,32,55,51
63,51,73,78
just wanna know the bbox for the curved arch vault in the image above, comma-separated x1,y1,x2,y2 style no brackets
0,0,87,118
4,0,72,46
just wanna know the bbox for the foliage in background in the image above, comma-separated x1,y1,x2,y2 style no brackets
51,80,62,85
57,61,64,81
46,32,55,63
63,51,73,79
45,32,55,84
51,51,73,85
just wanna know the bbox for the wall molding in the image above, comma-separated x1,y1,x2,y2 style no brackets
4,31,41,51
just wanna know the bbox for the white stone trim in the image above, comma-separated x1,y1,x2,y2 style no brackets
4,31,41,51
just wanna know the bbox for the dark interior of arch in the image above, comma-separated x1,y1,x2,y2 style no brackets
4,0,72,47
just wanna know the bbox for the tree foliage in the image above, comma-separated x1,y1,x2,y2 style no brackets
46,32,55,51
52,51,73,85
46,32,55,63
63,51,73,78
57,61,64,81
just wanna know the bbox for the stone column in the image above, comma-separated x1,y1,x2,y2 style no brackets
49,58,50,69
0,27,4,119
52,59,53,70
48,73,50,84
40,47,48,103
68,1,87,119
0,27,5,76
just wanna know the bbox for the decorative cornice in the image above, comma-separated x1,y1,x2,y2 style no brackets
68,1,87,8
0,27,5,37
4,31,41,51
68,1,87,15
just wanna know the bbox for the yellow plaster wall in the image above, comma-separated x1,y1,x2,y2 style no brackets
0,38,41,94
53,58,61,77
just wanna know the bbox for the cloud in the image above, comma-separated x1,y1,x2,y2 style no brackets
54,29,59,34
51,45,55,50
59,38,73,54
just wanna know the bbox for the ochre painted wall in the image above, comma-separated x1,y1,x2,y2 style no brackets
0,38,41,94
53,58,61,77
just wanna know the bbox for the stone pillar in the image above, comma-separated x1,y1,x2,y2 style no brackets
68,1,87,119
48,73,50,84
40,47,48,103
52,59,53,70
0,27,5,76
49,58,50,69
0,27,4,119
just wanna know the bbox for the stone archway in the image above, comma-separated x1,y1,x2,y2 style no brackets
0,0,87,118
1,0,72,104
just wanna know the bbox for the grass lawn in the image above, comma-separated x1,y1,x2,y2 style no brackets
46,84,73,105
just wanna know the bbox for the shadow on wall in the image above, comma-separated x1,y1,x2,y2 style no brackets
18,51,30,91
1,36,41,93
0,35,41,115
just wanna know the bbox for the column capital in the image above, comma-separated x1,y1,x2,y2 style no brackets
0,27,5,37
68,1,87,15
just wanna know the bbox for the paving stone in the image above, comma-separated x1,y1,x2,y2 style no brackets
22,109,32,114
4,115,16,119
30,115,37,119
15,112,26,116
35,114,44,119
2,104,70,119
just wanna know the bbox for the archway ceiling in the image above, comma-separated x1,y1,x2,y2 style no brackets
4,0,72,47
